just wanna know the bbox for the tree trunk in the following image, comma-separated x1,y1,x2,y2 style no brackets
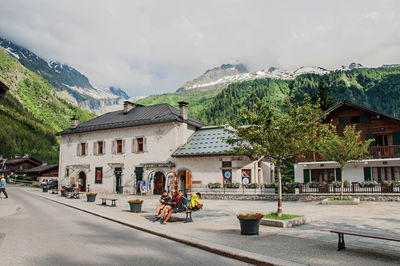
277,163,282,217
340,167,344,200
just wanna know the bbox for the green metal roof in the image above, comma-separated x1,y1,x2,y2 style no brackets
172,126,235,157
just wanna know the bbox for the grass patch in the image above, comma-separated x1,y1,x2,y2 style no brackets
328,197,354,201
263,212,303,220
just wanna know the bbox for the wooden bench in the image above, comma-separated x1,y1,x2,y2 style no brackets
101,197,117,207
331,228,400,251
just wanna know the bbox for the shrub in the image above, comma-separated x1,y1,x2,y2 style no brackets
128,199,143,203
226,182,240,189
208,182,221,189
86,192,97,196
237,213,264,220
265,182,277,188
245,183,260,189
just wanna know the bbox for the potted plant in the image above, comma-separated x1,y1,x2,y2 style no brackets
208,182,221,189
245,183,260,189
226,182,240,189
128,199,144,213
86,192,97,202
42,186,49,192
237,213,264,235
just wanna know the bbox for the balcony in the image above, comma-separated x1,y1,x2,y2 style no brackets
295,145,400,163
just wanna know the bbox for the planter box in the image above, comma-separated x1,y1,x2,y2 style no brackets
129,202,143,213
86,194,97,202
321,198,360,205
42,187,49,193
260,216,312,228
238,218,261,235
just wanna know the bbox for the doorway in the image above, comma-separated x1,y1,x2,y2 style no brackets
115,167,122,194
154,172,165,194
78,171,86,192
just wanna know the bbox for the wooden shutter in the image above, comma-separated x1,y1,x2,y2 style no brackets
143,138,148,152
363,167,371,181
93,142,97,155
366,134,375,146
336,168,342,181
186,170,191,192
85,143,88,155
122,139,126,154
77,144,80,156
111,140,115,154
303,169,310,183
132,139,136,153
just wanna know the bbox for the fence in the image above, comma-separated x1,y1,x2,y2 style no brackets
191,184,275,195
299,183,400,194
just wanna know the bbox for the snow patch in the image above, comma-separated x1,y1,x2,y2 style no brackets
5,47,20,59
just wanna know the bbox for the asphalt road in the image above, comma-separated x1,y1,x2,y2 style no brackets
0,187,248,266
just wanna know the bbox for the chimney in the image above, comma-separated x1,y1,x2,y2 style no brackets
178,101,189,120
123,101,135,114
71,115,78,128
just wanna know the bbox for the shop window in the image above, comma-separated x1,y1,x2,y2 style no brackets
95,167,103,184
222,161,232,168
223,169,232,184
241,169,251,184
311,168,335,183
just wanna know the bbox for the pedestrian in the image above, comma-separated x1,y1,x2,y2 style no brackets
0,175,8,198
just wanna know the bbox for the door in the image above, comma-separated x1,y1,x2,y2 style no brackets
78,172,86,192
115,167,122,194
154,172,165,194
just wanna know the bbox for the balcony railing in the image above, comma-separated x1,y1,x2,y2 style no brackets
295,145,400,163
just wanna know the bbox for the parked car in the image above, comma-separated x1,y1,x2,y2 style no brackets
40,178,51,186
47,179,58,189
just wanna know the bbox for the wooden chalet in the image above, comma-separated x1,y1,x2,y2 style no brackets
0,80,9,103
2,156,42,177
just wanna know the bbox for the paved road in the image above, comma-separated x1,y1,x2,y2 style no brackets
0,187,248,266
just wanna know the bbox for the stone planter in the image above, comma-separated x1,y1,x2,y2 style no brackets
321,198,360,205
129,202,143,213
261,216,312,228
42,187,49,193
86,194,97,202
238,218,261,235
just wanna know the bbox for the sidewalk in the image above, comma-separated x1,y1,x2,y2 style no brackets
27,188,400,265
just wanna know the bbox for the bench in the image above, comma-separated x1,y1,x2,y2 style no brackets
175,198,201,223
68,191,80,199
101,197,117,207
51,189,59,194
331,228,400,251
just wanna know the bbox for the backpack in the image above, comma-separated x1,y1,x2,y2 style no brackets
189,194,202,210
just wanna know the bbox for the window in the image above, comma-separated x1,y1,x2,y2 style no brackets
116,139,123,154
222,161,232,168
66,168,69,177
241,169,251,183
375,135,391,146
350,116,360,124
78,143,87,156
137,138,144,152
311,168,335,182
97,141,104,155
95,167,103,184
338,117,348,125
360,114,370,123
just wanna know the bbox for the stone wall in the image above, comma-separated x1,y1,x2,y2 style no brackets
200,193,400,202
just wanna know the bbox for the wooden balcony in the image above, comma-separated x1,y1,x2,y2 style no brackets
295,145,400,163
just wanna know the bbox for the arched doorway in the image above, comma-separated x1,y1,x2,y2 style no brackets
175,170,191,193
154,171,165,194
78,171,86,192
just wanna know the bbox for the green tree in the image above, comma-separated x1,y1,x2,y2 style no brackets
312,80,337,111
225,94,321,217
317,124,373,199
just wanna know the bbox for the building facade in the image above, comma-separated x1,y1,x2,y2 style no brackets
294,101,400,183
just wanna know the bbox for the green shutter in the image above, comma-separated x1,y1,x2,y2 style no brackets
303,169,310,183
360,115,370,123
336,168,342,181
339,117,348,125
363,167,371,181
366,134,375,146
393,132,400,145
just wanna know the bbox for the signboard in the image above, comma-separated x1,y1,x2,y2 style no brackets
242,177,249,185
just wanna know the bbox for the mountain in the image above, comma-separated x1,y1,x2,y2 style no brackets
0,37,129,114
0,47,95,162
138,65,400,126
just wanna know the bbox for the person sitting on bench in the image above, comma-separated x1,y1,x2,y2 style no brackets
154,190,177,221
155,190,170,216
189,192,203,210
161,191,186,225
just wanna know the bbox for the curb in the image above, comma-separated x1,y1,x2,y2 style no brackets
39,195,283,266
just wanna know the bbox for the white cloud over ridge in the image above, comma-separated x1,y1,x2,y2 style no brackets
0,0,399,96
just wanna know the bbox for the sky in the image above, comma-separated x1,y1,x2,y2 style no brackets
0,0,400,96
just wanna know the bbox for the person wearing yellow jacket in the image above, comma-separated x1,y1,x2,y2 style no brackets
189,192,203,210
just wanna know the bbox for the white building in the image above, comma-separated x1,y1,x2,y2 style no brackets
57,101,273,194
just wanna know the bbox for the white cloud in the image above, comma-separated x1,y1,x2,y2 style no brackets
0,0,399,96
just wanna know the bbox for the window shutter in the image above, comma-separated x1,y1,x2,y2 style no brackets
366,134,375,146
336,168,342,181
122,139,126,154
85,143,88,155
103,141,106,155
363,167,371,181
93,142,97,155
111,140,115,154
303,169,310,183
77,144,80,156
132,139,136,153
143,138,148,152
